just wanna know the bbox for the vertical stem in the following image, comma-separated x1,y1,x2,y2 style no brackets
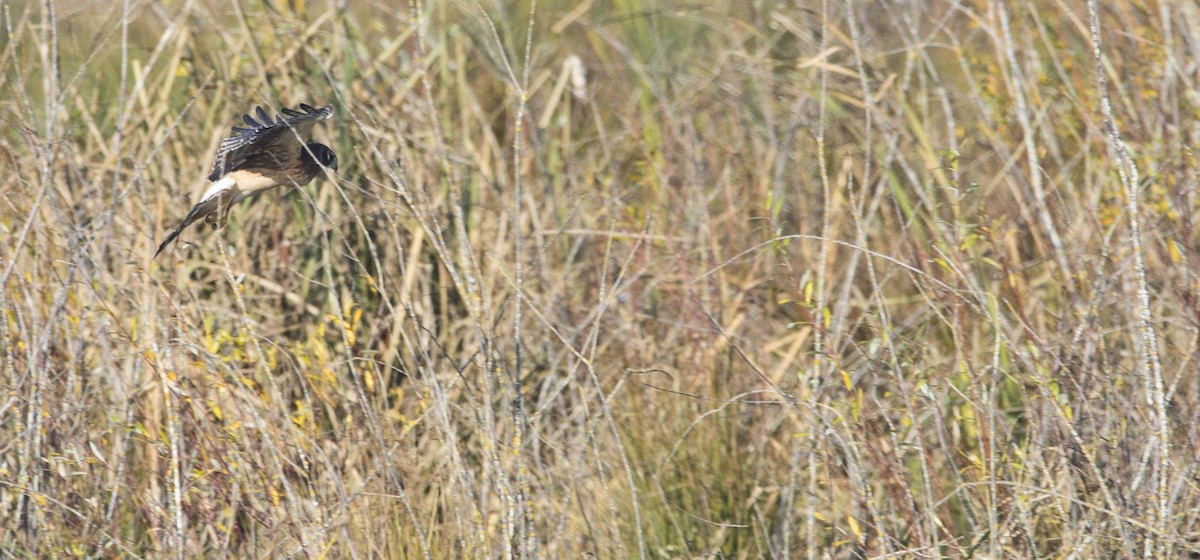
1085,1,1168,556
807,0,833,557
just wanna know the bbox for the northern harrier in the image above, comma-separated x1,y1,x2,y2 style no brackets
155,103,338,257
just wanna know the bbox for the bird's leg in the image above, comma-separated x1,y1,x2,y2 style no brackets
206,191,235,230
216,198,234,229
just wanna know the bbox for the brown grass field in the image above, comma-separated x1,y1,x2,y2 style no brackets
2,0,1200,557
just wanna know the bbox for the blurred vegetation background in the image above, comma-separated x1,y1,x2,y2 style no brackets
2,0,1199,557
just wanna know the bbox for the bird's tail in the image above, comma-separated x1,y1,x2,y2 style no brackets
154,197,216,258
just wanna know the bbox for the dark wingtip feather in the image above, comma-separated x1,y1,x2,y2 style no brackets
279,103,333,123
255,106,271,124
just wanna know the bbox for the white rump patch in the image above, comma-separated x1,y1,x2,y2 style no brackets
199,176,238,204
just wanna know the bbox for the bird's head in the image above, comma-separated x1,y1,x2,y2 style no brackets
304,143,339,173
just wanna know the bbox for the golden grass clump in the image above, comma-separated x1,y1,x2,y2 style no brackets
2,0,1199,557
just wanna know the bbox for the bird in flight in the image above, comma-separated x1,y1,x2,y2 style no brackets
155,103,338,258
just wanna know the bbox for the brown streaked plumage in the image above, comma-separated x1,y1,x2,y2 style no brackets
155,103,338,258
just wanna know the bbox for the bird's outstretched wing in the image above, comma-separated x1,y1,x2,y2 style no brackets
207,103,333,181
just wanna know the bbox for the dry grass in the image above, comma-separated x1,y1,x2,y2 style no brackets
2,0,1200,557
